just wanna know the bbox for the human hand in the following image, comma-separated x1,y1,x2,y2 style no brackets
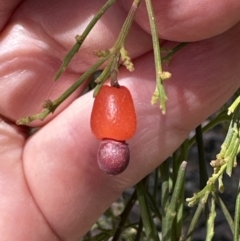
0,0,240,240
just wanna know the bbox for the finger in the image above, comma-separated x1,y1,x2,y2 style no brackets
0,118,61,240
23,23,240,239
120,0,240,41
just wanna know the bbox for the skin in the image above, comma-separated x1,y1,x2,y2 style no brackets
0,0,240,240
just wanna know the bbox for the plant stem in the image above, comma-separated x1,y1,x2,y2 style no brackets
145,0,162,72
163,161,187,240
145,0,168,113
228,95,240,115
162,42,188,62
137,179,160,241
233,180,240,241
17,55,109,124
54,0,117,80
160,158,170,239
146,189,162,220
173,147,186,240
186,203,204,241
189,111,230,148
195,125,209,189
17,0,143,124
95,0,143,89
108,0,142,85
114,0,142,50
214,193,234,234
206,197,216,241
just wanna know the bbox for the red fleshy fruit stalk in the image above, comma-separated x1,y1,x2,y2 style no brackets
90,85,137,175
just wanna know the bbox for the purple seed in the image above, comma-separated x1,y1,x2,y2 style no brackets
97,139,130,175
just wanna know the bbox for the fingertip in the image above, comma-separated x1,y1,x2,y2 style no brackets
120,0,240,41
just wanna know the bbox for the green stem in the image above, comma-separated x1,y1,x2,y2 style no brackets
206,197,216,241
145,0,162,73
174,140,189,184
172,142,188,240
214,194,234,234
233,181,240,241
17,0,144,125
54,0,117,80
146,189,162,221
186,203,204,241
107,0,142,85
145,0,168,113
54,58,107,106
189,111,230,147
228,95,240,115
175,183,184,241
160,158,170,239
162,42,188,62
137,179,160,241
114,0,142,50
17,55,109,124
163,161,187,240
93,0,142,89
91,0,142,90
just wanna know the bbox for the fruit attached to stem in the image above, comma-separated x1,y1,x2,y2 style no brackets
91,84,136,175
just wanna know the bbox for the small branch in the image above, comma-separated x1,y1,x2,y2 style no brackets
206,197,216,241
162,42,188,62
145,0,169,114
94,0,142,92
233,181,240,241
114,0,142,50
185,202,205,241
214,193,234,234
17,0,143,124
159,158,170,237
137,179,160,241
17,55,109,125
163,161,187,240
54,0,117,80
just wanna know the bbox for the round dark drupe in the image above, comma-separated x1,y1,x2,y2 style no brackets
97,139,130,175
